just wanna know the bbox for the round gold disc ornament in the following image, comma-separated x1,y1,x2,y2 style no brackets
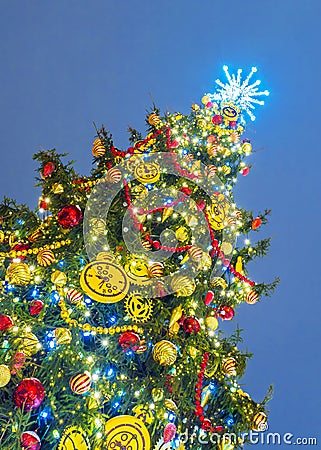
58,426,91,450
105,415,151,450
134,162,160,184
206,194,231,231
80,260,129,303
124,294,153,323
0,364,11,387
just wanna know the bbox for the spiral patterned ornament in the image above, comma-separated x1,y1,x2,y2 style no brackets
92,138,105,157
15,333,40,356
206,164,217,177
222,357,237,376
148,113,162,127
163,423,176,443
252,412,267,431
148,262,164,278
153,340,178,366
188,245,203,261
246,290,259,304
210,277,228,290
37,249,55,266
106,167,122,183
105,415,151,450
171,275,195,297
66,288,83,304
69,371,92,395
0,364,11,387
54,327,72,345
51,270,67,287
6,262,31,286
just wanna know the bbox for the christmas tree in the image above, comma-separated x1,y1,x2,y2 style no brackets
0,66,278,450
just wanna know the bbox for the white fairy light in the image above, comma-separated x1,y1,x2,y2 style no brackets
207,66,269,121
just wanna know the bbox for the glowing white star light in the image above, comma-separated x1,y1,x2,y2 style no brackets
208,65,270,121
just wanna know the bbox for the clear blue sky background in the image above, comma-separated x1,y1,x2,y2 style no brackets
0,1,320,447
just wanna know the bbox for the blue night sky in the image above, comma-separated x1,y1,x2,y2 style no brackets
0,1,320,447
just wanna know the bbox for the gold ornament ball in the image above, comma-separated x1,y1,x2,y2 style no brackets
252,412,267,431
148,262,164,278
52,183,64,194
171,275,195,297
151,388,164,402
92,138,105,157
15,333,40,356
148,113,162,127
37,249,55,267
54,327,72,345
175,226,189,242
222,357,237,376
153,340,177,366
242,142,252,155
205,316,218,331
51,270,67,287
201,95,210,105
0,364,11,387
6,263,31,286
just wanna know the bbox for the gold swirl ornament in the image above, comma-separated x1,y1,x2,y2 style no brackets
153,340,178,366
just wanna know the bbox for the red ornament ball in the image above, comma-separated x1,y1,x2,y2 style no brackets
229,121,237,128
204,290,214,306
252,217,262,230
183,317,200,334
212,115,223,125
14,378,45,411
38,199,48,211
29,300,44,316
11,243,30,261
217,306,235,321
42,162,55,178
119,331,140,352
179,186,192,196
11,352,26,371
241,167,250,176
201,418,212,431
57,205,82,228
0,314,14,331
21,431,41,450
213,425,224,433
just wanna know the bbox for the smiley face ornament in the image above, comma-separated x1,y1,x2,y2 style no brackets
80,260,129,303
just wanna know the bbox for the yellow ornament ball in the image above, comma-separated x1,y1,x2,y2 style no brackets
0,364,11,387
201,95,210,105
151,388,164,402
51,270,67,287
242,142,252,155
92,138,105,158
54,327,72,345
15,333,40,356
171,275,195,297
153,340,177,366
205,316,218,331
6,263,31,286
175,226,189,242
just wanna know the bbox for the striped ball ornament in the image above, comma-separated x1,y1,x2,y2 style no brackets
153,340,177,366
106,167,122,184
70,371,92,395
206,165,217,177
222,357,237,376
148,262,164,278
246,290,259,304
252,412,267,431
37,249,55,267
92,138,105,157
6,263,31,286
148,113,162,127
188,245,203,261
66,288,83,304
207,143,218,157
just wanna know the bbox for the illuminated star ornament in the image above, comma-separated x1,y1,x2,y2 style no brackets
208,65,270,121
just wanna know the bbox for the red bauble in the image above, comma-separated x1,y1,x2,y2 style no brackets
42,162,55,178
57,205,82,229
204,291,214,306
11,243,30,261
217,306,235,321
29,300,44,316
241,167,250,176
183,317,200,334
206,101,213,108
14,378,45,411
11,352,26,371
38,200,48,210
0,314,14,331
229,121,237,128
213,425,224,433
252,217,262,230
212,115,223,125
21,431,41,450
179,186,192,196
118,331,140,352
196,199,206,211
201,418,212,431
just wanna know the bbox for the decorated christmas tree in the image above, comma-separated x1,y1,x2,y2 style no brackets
0,66,278,450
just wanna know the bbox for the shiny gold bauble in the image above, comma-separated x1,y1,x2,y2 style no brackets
51,270,67,287
252,412,268,431
151,387,164,402
191,103,200,111
92,138,105,157
188,245,203,261
205,316,218,331
220,242,233,255
246,290,259,304
148,262,164,278
201,95,210,105
52,183,64,194
175,226,188,242
0,365,11,387
0,230,5,243
242,142,252,155
187,345,198,359
164,399,178,412
6,263,31,286
15,333,40,356
222,357,237,376
153,340,177,366
210,277,228,290
37,249,55,267
54,327,72,345
148,113,162,127
89,218,106,235
171,275,195,297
